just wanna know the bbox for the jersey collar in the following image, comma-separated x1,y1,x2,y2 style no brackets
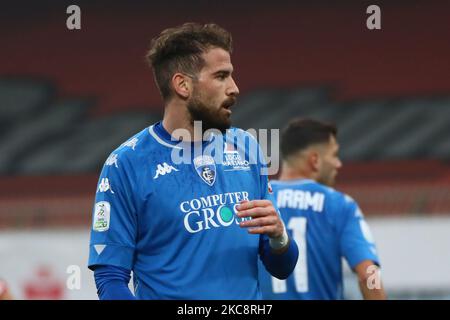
149,121,216,149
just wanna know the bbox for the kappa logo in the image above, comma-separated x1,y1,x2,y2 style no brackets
154,162,179,179
194,155,216,186
105,153,119,168
121,137,138,150
97,178,114,194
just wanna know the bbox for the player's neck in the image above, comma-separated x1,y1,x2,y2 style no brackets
279,163,314,182
162,100,203,142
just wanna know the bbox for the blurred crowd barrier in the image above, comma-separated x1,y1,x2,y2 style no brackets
1,181,450,229
1,216,450,300
1,160,449,229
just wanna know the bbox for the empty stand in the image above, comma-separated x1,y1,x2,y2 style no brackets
1,78,450,175
0,79,54,133
0,99,91,174
16,112,160,174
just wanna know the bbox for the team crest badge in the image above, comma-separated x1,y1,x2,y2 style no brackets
193,155,216,186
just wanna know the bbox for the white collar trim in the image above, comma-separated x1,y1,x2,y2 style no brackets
148,125,182,149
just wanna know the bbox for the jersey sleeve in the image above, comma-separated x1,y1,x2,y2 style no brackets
88,151,138,270
258,163,299,280
253,135,298,278
337,195,380,269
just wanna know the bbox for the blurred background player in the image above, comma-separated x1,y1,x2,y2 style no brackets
259,118,386,300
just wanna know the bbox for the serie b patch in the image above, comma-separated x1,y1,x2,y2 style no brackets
93,201,110,232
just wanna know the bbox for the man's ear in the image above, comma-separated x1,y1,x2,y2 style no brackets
172,73,191,99
309,150,320,172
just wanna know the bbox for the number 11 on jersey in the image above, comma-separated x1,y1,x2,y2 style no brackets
271,217,308,293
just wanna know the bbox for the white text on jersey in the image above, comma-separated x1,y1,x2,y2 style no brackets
181,191,251,233
277,189,325,212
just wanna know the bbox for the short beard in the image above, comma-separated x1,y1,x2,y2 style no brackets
317,174,335,187
187,95,232,134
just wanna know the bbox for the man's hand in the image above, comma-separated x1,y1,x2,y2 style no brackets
236,200,284,238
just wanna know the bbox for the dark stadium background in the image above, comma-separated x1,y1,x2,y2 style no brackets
0,0,449,299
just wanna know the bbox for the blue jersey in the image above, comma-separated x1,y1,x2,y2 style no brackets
88,122,295,299
258,179,380,300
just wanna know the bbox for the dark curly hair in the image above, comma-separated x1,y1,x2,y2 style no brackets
146,22,233,100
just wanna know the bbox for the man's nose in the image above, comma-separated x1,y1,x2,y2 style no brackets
227,77,240,96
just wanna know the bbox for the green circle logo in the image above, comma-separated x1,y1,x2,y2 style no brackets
219,206,233,223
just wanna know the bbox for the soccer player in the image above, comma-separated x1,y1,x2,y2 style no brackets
88,23,298,299
258,118,386,300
